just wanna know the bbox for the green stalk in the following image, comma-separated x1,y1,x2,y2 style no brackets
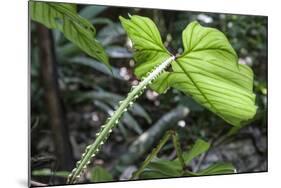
130,130,173,180
67,55,175,184
171,131,185,170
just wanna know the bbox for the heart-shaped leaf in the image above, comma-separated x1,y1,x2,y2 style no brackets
120,15,257,126
30,1,109,67
169,21,257,126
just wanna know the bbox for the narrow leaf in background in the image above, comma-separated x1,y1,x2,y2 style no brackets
30,1,109,67
181,139,210,165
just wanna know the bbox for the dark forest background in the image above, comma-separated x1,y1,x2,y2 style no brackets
30,3,267,186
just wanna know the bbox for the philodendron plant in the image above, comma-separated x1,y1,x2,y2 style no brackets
67,15,257,183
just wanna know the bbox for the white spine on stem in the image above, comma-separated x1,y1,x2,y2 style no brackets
67,55,175,184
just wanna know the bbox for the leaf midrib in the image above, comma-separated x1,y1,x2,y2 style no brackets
175,59,219,115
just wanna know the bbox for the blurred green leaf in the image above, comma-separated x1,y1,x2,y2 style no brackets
254,80,267,95
182,139,210,165
91,18,113,25
79,5,107,19
93,96,143,135
91,166,113,182
122,111,143,134
139,171,169,179
195,163,235,175
226,126,242,136
30,1,109,67
140,157,181,179
93,100,128,137
179,95,204,112
32,168,69,178
139,139,235,179
69,56,124,80
74,90,152,123
97,23,125,46
106,46,132,58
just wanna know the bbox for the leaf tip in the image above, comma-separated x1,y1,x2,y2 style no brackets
119,15,128,26
118,15,124,20
190,20,200,26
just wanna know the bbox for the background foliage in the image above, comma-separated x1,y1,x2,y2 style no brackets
30,2,267,185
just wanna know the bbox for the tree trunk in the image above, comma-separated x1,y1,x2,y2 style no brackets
36,24,74,171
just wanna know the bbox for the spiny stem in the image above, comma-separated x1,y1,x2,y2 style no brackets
130,130,173,180
171,131,185,170
67,56,175,184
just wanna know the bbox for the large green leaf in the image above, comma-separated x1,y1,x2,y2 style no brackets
170,21,257,126
30,1,109,67
120,15,257,126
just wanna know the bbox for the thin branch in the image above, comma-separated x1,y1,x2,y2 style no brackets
130,130,173,180
171,131,185,170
